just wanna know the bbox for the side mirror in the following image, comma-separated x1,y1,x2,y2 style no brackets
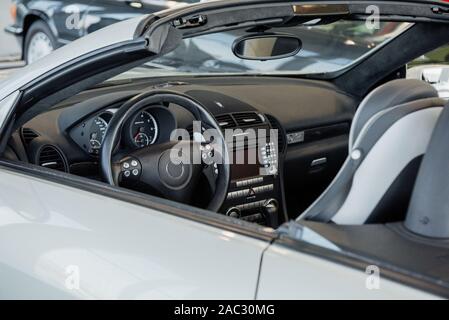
232,34,302,60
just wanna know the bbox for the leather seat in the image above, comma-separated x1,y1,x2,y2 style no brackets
298,79,445,224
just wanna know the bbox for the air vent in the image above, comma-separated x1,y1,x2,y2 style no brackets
233,112,264,127
21,128,39,144
266,114,286,153
215,114,237,129
37,145,68,172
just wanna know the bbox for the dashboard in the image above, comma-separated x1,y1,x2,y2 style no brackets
8,76,358,223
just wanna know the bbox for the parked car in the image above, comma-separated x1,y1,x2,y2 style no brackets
1,0,449,299
5,0,202,63
408,65,449,99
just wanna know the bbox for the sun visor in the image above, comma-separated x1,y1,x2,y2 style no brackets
146,23,183,56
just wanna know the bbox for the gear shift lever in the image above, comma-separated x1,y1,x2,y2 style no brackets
262,199,279,227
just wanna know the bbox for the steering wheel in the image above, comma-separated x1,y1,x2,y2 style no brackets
100,90,230,212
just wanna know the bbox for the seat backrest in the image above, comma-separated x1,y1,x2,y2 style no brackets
298,79,445,224
405,100,449,239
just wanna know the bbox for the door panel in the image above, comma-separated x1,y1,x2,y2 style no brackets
257,243,439,299
0,169,267,299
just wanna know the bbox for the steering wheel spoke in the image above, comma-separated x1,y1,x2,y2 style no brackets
115,141,204,204
112,154,143,186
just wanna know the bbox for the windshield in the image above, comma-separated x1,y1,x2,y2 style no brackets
110,20,411,81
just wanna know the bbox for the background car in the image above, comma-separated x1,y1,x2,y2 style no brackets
5,0,202,63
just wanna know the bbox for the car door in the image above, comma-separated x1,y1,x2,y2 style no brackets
256,223,443,299
0,165,271,299
51,0,93,43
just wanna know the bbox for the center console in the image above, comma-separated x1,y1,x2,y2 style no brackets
184,90,287,227
219,115,287,227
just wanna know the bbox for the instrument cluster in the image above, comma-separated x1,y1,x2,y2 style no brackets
70,105,176,156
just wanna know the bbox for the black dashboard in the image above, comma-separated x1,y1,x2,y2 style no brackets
9,76,358,223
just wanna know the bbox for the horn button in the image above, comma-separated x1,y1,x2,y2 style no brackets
158,150,192,189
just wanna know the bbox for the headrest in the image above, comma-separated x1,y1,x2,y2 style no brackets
349,79,438,149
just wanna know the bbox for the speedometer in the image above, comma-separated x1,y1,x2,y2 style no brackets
131,111,158,148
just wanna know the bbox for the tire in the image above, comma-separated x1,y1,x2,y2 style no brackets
24,20,58,64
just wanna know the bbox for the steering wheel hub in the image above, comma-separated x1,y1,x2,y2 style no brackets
158,151,192,189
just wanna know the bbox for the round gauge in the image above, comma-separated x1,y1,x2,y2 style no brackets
131,110,158,148
134,132,150,147
89,116,108,152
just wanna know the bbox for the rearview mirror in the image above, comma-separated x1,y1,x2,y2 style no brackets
232,34,302,60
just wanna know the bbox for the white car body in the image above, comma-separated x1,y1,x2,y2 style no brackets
0,169,437,299
0,0,446,299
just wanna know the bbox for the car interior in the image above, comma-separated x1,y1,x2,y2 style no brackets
1,3,449,237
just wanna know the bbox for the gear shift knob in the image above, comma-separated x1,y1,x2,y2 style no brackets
263,199,279,227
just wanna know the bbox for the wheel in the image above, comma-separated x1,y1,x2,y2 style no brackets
24,20,58,64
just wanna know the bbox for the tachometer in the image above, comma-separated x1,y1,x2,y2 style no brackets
131,111,158,148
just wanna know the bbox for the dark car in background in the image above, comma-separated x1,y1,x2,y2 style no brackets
5,0,200,63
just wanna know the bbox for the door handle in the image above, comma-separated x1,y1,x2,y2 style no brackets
311,157,327,167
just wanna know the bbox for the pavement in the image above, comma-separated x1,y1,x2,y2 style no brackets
0,61,24,81
0,1,24,80
0,1,21,62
